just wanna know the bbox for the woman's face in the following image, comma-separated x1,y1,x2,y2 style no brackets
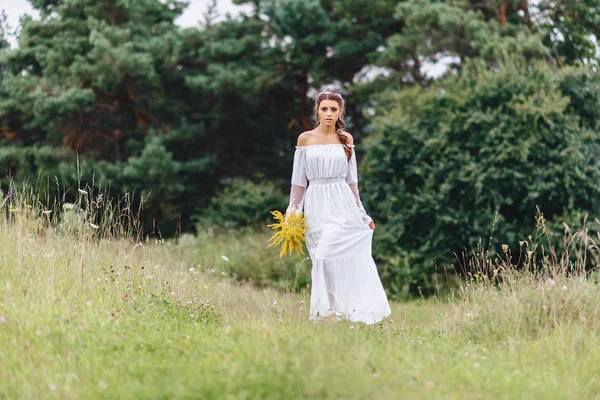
317,99,341,127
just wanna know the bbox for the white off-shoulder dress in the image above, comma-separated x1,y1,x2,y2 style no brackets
288,144,391,325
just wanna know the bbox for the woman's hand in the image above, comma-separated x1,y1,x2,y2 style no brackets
369,220,375,230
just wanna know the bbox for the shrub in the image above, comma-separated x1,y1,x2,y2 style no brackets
363,58,600,297
199,178,288,230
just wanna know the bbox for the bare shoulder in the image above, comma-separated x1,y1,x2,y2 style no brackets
296,130,315,146
341,131,354,145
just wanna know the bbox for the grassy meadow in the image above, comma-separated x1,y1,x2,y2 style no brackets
1,190,600,399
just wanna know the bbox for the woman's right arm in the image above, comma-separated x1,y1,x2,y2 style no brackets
286,134,309,216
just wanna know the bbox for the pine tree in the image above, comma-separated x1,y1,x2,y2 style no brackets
1,0,188,154
235,0,399,136
0,0,199,232
0,0,297,233
181,11,295,179
379,0,548,87
533,0,600,64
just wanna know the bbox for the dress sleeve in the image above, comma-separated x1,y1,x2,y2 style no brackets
286,147,307,216
346,146,373,225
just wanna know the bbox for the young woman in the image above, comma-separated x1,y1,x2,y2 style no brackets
288,88,391,325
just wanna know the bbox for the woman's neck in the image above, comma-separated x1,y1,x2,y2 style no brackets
316,124,338,137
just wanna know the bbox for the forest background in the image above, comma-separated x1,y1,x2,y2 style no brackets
1,0,600,297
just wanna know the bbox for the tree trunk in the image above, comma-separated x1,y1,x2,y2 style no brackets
521,0,530,25
498,2,507,28
125,75,147,127
411,52,424,87
0,127,15,139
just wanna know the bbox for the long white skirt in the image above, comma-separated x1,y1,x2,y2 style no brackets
303,178,391,325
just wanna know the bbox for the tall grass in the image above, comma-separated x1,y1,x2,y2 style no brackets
451,210,600,345
1,185,600,399
181,228,311,292
2,178,144,240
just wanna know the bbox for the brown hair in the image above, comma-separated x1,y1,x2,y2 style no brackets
313,88,352,161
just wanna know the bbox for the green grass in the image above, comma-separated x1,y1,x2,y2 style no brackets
1,193,600,399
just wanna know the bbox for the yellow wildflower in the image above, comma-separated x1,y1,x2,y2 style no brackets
267,210,308,258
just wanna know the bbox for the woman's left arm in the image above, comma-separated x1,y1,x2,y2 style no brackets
345,142,375,230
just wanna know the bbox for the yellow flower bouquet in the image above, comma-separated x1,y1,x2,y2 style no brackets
267,210,308,258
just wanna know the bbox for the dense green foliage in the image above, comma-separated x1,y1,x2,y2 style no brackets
1,0,599,296
0,0,298,233
200,178,287,230
362,59,600,295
